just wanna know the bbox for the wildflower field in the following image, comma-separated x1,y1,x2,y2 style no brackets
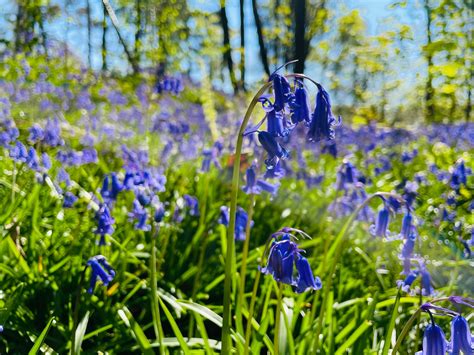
0,1,473,353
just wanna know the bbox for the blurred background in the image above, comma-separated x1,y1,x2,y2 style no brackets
0,0,472,124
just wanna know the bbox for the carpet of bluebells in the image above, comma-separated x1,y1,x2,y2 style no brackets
0,55,473,354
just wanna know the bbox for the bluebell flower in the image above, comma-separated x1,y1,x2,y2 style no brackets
295,256,322,293
100,173,123,203
267,109,289,137
243,165,280,195
421,323,447,355
419,262,435,296
272,74,293,112
242,166,261,194
307,84,339,142
261,230,322,293
291,81,311,125
128,200,151,231
450,315,472,355
63,191,78,208
153,198,166,223
218,206,253,241
370,204,391,238
26,147,40,171
0,325,3,332
263,160,286,179
183,195,199,217
86,255,116,294
44,118,64,147
261,235,298,285
94,204,115,245
400,212,413,239
397,270,419,292
42,153,52,171
258,131,289,170
400,226,417,259
218,206,230,226
256,179,280,196
28,124,44,143
9,141,28,162
56,168,71,187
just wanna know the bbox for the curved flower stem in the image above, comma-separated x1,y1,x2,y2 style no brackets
236,193,256,336
274,282,283,355
150,224,166,355
222,73,320,353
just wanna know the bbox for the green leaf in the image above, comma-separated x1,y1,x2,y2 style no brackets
158,297,190,352
74,311,90,355
382,288,402,355
118,306,154,355
29,316,55,355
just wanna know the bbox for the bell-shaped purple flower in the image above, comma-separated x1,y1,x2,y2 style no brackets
400,212,413,239
307,84,339,142
272,74,292,112
267,109,288,137
258,131,289,170
261,235,298,285
63,191,78,208
28,124,44,143
184,194,199,217
94,204,115,245
422,323,447,355
291,81,311,124
450,315,473,355
370,205,391,238
295,256,322,293
86,255,116,294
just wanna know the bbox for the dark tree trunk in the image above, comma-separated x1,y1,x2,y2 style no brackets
86,0,92,68
102,2,108,71
219,1,238,92
239,0,245,90
293,0,306,73
252,0,270,76
424,0,435,122
134,0,142,65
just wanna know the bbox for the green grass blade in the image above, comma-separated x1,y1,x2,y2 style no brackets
73,311,90,355
118,306,154,355
28,316,55,355
382,288,402,355
335,320,373,355
158,296,190,352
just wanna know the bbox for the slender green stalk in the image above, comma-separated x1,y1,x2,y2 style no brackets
150,224,166,355
221,73,319,353
236,194,255,335
11,161,16,203
274,282,283,355
189,174,210,338
71,266,87,355
221,82,272,353
244,267,262,354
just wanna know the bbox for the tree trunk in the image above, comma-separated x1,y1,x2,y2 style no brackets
102,2,108,72
86,0,92,68
134,0,142,65
219,1,238,92
292,0,306,73
102,0,140,74
251,0,270,76
424,0,435,122
239,0,245,90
